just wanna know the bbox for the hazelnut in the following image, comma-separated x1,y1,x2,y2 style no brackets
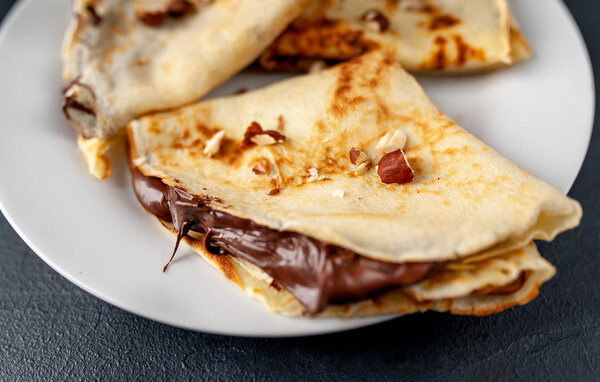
203,130,226,156
375,130,407,154
361,9,390,32
377,149,414,184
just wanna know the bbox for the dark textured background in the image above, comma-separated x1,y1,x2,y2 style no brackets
1,0,598,380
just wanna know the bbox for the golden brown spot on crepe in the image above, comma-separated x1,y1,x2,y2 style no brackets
214,137,245,166
375,55,394,74
135,58,149,66
324,156,338,168
194,123,220,138
340,305,352,314
372,297,384,308
374,103,392,126
475,272,531,296
261,19,379,71
453,35,486,66
415,188,442,196
378,0,401,14
206,253,239,284
147,125,160,135
110,8,134,36
329,59,369,117
453,279,541,317
406,156,424,174
422,5,438,13
431,36,448,70
315,119,327,134
101,41,126,68
420,34,485,70
439,145,472,156
116,40,134,54
160,223,242,286
428,14,461,30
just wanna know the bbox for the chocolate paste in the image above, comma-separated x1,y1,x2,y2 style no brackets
62,97,95,120
132,168,434,314
62,80,96,121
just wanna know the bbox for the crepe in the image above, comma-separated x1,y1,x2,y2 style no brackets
127,51,579,317
260,0,531,73
62,0,311,179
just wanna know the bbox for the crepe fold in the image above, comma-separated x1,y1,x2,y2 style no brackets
128,51,579,317
260,0,531,73
61,0,311,179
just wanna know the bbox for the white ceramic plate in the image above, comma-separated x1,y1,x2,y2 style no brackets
0,0,594,337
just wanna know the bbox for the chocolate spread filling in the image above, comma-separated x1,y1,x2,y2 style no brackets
61,80,96,121
62,97,95,120
131,168,435,314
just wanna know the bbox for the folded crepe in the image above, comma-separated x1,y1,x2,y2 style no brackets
127,52,580,317
260,0,531,74
62,0,311,179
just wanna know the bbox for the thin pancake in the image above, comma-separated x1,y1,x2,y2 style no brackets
127,51,578,316
128,51,580,264
260,0,531,73
178,234,554,317
62,0,311,178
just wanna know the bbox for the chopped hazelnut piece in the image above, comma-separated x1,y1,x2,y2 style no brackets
252,159,270,175
377,149,414,184
135,10,168,26
355,162,370,175
203,130,226,156
134,0,194,26
242,121,285,148
307,167,328,182
251,134,277,146
375,130,407,154
349,147,369,165
307,167,319,182
168,0,192,17
361,9,390,32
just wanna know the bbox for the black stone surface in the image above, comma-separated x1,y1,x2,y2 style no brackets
0,0,598,380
